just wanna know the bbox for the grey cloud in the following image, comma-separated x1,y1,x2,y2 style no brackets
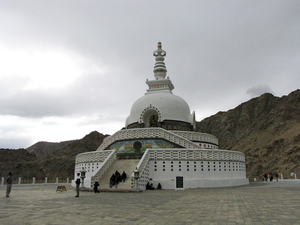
0,124,33,149
0,138,32,149
0,90,68,117
1,1,300,148
0,71,139,118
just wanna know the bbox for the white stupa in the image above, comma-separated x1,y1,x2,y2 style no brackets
73,42,249,190
126,42,195,130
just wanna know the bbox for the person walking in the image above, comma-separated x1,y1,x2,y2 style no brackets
6,172,13,197
75,173,81,197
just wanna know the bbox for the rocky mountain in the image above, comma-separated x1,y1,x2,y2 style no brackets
37,131,108,179
0,148,45,179
26,140,76,155
196,89,300,180
0,131,108,179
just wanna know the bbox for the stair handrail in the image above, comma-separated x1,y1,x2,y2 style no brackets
130,149,151,189
91,150,117,186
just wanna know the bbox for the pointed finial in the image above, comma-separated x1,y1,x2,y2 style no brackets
158,42,162,49
153,42,167,80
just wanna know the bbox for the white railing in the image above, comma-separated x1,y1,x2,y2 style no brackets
96,128,209,151
76,151,112,164
171,131,218,145
131,149,151,189
90,150,117,186
147,149,245,161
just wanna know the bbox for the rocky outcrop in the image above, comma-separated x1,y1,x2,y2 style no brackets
26,140,76,155
37,131,109,179
196,90,300,180
0,149,45,179
0,131,109,179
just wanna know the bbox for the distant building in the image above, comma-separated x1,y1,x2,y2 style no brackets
73,42,249,190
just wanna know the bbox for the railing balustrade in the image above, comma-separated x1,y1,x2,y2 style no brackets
90,150,117,186
96,128,216,151
0,177,70,185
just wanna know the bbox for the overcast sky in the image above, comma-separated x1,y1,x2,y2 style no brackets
1,1,299,149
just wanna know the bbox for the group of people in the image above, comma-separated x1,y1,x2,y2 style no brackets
263,172,279,182
110,170,127,188
146,182,162,190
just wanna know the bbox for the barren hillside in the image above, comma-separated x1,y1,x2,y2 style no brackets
196,89,300,180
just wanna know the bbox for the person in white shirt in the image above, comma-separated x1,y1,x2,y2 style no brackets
75,173,81,197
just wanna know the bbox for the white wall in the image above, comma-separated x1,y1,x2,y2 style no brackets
72,162,105,187
148,159,247,189
150,178,249,189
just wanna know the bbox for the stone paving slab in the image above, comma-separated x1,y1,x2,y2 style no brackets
0,181,300,225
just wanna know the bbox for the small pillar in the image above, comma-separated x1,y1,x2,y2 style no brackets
18,177,21,185
281,174,283,180
254,178,257,182
56,178,58,183
45,177,47,184
67,178,69,183
295,174,297,180
1,177,4,185
32,177,35,184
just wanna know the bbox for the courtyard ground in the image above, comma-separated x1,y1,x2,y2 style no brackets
0,181,299,225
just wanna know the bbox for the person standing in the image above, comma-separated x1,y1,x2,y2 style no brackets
264,173,268,182
94,181,100,193
275,172,279,182
6,172,13,197
121,171,127,182
75,173,81,197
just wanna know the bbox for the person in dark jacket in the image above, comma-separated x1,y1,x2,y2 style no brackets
110,174,116,188
6,172,13,197
157,183,162,190
121,171,127,182
94,181,100,193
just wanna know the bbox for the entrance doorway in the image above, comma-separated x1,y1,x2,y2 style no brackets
176,176,184,189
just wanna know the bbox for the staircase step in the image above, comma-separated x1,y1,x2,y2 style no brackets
99,188,131,192
96,159,140,190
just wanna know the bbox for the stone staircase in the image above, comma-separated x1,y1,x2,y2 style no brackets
97,159,140,192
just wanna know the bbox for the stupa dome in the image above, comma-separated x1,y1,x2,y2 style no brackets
125,42,195,131
126,92,193,127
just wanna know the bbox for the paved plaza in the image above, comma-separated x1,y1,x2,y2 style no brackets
1,181,300,225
